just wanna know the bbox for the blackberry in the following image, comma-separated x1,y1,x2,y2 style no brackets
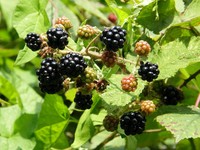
46,27,68,50
138,61,159,82
95,79,109,92
140,100,156,114
134,40,151,56
101,51,117,67
120,111,146,136
77,25,97,39
36,57,64,94
74,91,93,110
161,85,184,105
59,52,87,78
121,74,137,92
103,115,119,132
25,33,42,51
100,26,126,51
81,67,97,83
55,16,72,30
108,13,117,24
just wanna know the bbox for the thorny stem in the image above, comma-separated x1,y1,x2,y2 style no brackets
195,93,200,107
85,33,101,54
143,128,164,133
95,131,118,150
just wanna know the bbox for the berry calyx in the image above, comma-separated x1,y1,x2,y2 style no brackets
161,85,184,105
134,40,151,56
59,52,87,78
55,16,72,30
101,51,117,67
103,115,119,132
74,91,93,110
120,111,146,135
140,100,156,114
138,61,159,82
121,74,137,92
46,27,68,50
100,26,126,51
25,33,42,51
36,57,64,94
108,13,117,24
77,25,97,39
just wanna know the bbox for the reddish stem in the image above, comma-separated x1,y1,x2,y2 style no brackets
195,93,200,107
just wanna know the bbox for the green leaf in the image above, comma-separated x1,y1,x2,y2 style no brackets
71,110,95,148
136,0,175,33
156,106,200,142
14,47,38,65
0,0,19,29
0,105,21,137
100,74,135,106
0,49,19,57
126,136,137,150
182,0,200,20
13,0,50,38
148,37,200,80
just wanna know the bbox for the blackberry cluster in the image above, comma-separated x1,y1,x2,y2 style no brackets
100,26,126,51
25,33,42,51
120,111,146,136
74,91,93,110
101,51,117,67
138,61,159,82
59,52,87,78
36,58,64,94
161,85,184,105
103,115,119,132
121,74,137,92
46,27,68,50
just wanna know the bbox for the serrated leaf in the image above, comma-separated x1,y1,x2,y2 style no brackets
15,47,38,65
136,0,175,33
13,0,49,38
156,106,200,142
182,0,200,20
148,37,200,80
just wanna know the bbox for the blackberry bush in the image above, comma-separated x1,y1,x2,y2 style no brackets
138,61,160,82
120,111,146,135
36,57,64,94
100,26,126,51
161,85,184,105
59,52,87,78
46,27,68,50
134,40,151,56
121,74,137,92
25,33,42,51
103,115,119,132
74,91,93,110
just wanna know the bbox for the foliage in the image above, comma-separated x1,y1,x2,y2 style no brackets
1,0,200,149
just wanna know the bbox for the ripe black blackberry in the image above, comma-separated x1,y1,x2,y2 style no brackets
25,33,42,51
161,85,184,105
138,61,159,82
74,91,93,110
46,27,68,50
100,26,126,51
103,115,119,132
59,52,87,78
120,111,146,136
36,57,64,94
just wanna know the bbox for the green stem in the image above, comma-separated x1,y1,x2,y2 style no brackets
0,98,10,106
85,33,101,54
189,138,196,150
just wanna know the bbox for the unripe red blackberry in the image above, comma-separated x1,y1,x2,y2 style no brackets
138,61,159,82
121,74,137,92
77,25,97,39
59,52,87,78
25,33,42,51
36,57,64,94
101,51,117,67
46,27,68,50
140,100,156,114
120,111,146,135
100,26,126,51
74,91,93,110
81,67,97,83
103,115,119,132
161,85,184,105
108,13,117,24
55,16,72,30
134,40,151,56
95,79,109,92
